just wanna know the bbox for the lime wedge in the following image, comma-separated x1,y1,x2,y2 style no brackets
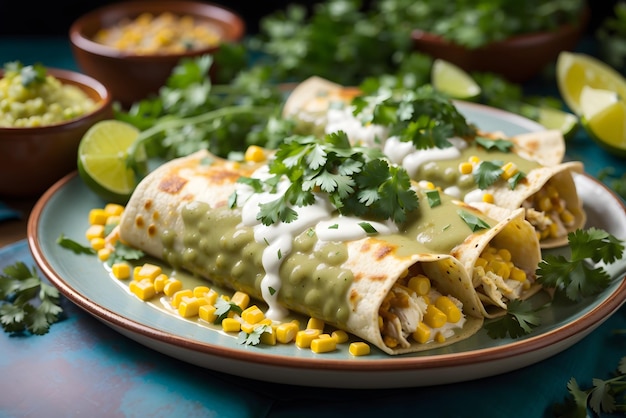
77,120,141,204
556,51,626,116
581,98,626,158
580,85,619,120
535,106,579,140
431,59,481,100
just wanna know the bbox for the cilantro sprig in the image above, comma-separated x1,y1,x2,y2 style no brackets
486,228,625,339
351,85,477,150
239,131,419,226
0,262,63,335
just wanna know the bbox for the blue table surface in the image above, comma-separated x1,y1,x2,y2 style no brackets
1,36,626,418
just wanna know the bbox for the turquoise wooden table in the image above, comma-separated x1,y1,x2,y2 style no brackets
1,36,626,418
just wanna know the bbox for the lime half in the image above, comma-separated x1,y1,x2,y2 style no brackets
77,120,141,204
556,51,626,116
431,59,481,100
580,92,626,158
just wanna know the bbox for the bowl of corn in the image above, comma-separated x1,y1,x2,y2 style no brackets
69,0,245,106
0,62,113,197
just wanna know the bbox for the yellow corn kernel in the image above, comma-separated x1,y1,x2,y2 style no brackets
178,296,202,318
104,203,124,217
332,330,349,344
88,208,108,225
221,317,241,333
90,237,106,251
276,322,299,344
111,262,131,280
106,215,121,227
510,267,527,282
497,248,512,262
468,155,480,164
85,224,105,241
240,321,256,334
475,257,488,268
458,162,473,175
136,263,162,281
97,248,111,262
501,162,518,180
307,317,325,331
199,304,217,323
435,332,446,343
163,279,183,296
201,288,219,306
482,193,495,204
560,209,574,225
193,286,211,298
244,145,267,162
231,291,250,310
260,327,277,345
423,305,447,328
418,180,436,190
311,336,337,353
349,341,370,356
295,329,321,348
241,305,265,324
383,335,399,348
548,222,559,238
129,279,156,301
171,289,194,309
537,196,553,212
412,321,431,344
153,274,169,293
407,275,431,296
435,296,462,323
489,260,511,280
132,266,142,280
258,318,273,327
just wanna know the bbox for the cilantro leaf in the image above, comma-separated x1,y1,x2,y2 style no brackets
457,209,490,232
484,299,542,339
238,324,272,346
475,136,514,152
0,262,64,335
213,298,243,325
474,161,503,189
537,228,623,301
57,233,96,255
107,242,145,267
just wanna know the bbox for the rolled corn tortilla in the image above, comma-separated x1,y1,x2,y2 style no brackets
282,76,585,249
116,150,485,355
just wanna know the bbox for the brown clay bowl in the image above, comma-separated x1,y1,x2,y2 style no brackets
411,10,589,83
69,0,245,107
0,68,113,198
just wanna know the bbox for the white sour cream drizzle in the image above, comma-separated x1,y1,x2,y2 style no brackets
236,166,396,320
325,106,389,148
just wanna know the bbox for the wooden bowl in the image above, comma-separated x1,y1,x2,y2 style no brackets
69,0,245,106
411,10,589,82
0,68,113,197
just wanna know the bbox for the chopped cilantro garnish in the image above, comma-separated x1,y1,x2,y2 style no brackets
484,299,543,339
56,234,96,255
457,209,490,232
213,298,243,325
238,324,272,346
425,189,441,207
475,136,514,152
359,222,378,234
474,160,504,189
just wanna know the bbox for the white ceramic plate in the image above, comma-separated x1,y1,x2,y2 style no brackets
28,102,626,389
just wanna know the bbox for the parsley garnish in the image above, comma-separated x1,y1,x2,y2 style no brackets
106,242,145,267
238,324,272,346
56,234,96,255
246,132,419,226
0,262,63,335
475,136,514,152
213,298,243,325
484,299,544,339
457,209,490,232
474,160,504,189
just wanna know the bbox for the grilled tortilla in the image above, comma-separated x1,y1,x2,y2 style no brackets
115,150,485,355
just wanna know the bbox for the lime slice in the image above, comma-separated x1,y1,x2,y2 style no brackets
556,51,626,116
431,59,481,100
77,120,141,204
579,85,619,120
581,98,626,157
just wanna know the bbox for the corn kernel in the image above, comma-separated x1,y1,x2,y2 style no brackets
104,203,124,217
97,248,111,262
89,208,108,225
199,304,218,323
458,162,473,175
435,332,446,343
193,286,211,298
129,279,156,300
241,305,265,324
221,318,241,333
85,224,105,241
349,342,370,356
560,209,574,225
497,248,512,262
90,237,106,251
468,155,480,164
153,274,169,293
537,196,553,212
244,145,267,162
111,262,131,280
295,329,321,348
178,296,202,317
423,305,447,328
260,327,277,345
136,263,162,281
240,321,256,334
435,296,462,323
276,322,299,344
412,321,431,344
311,336,337,353
407,275,431,296
163,279,183,296
332,330,349,344
201,288,219,305
501,162,518,180
482,193,495,204
510,267,527,282
307,317,325,331
231,291,250,310
171,289,193,309
383,335,398,348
